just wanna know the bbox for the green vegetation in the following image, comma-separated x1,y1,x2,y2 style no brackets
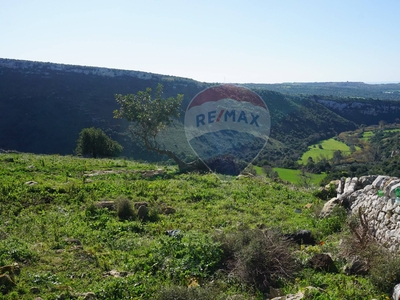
273,168,326,186
299,138,352,164
0,153,393,299
75,127,123,158
114,84,197,171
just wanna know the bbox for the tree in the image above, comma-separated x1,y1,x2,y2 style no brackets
76,127,123,158
114,84,199,172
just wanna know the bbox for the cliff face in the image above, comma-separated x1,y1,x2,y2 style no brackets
316,99,400,125
0,58,207,157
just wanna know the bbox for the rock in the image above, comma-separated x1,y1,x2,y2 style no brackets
82,292,97,300
372,175,391,190
103,270,128,278
271,291,304,300
165,229,182,237
284,230,316,245
359,175,378,188
64,238,82,245
0,273,16,293
343,177,358,194
393,283,400,300
307,253,337,273
94,201,115,210
343,257,369,275
30,286,41,294
162,206,176,215
319,197,339,218
134,202,149,209
137,205,149,221
25,180,38,186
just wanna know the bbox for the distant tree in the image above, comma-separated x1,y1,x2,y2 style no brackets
114,84,200,172
76,127,123,158
332,150,343,165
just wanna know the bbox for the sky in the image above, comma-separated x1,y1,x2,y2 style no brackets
1,0,399,83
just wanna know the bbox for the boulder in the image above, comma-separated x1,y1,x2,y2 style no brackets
94,201,115,210
307,253,337,273
137,205,149,221
134,202,149,209
343,257,369,275
393,283,400,300
284,230,316,245
319,198,339,218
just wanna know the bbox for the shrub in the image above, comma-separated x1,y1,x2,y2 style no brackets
76,127,123,158
151,231,223,282
218,228,299,292
116,198,134,221
369,254,400,294
314,206,347,239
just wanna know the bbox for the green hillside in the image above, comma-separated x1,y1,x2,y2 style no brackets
0,153,393,299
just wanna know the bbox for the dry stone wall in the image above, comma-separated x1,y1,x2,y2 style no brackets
322,175,400,252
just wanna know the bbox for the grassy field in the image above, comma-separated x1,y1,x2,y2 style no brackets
299,138,352,164
0,153,391,299
273,168,326,186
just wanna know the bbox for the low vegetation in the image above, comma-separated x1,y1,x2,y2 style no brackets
0,153,396,299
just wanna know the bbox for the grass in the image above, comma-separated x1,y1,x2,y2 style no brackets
299,138,352,164
0,153,391,299
273,168,326,186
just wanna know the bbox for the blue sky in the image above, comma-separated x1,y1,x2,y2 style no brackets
1,0,399,83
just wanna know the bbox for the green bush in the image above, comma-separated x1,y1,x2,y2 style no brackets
0,237,36,265
116,197,134,221
370,254,400,294
151,231,223,282
75,127,123,158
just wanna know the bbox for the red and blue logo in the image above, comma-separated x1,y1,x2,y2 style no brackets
184,85,270,175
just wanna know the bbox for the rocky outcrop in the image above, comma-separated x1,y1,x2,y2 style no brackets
321,175,400,252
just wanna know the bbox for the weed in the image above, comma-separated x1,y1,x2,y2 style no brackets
115,197,134,221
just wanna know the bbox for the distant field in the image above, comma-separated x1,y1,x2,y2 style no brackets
299,138,351,164
361,131,374,141
273,168,326,185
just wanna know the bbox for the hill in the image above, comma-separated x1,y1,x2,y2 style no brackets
2,58,400,166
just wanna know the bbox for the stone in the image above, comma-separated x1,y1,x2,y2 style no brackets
104,270,128,278
64,238,82,245
0,273,16,293
372,175,390,190
25,180,38,186
162,206,176,215
284,230,316,245
319,198,339,218
343,257,369,275
307,253,338,273
134,202,149,209
94,201,115,210
393,283,400,300
82,292,97,300
165,229,182,237
30,286,41,294
343,177,358,194
359,175,378,188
